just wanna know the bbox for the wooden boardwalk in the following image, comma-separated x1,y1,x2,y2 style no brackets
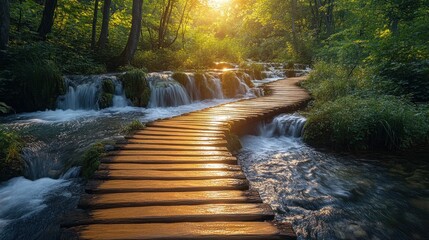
61,77,310,240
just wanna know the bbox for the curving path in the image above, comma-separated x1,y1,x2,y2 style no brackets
61,77,310,240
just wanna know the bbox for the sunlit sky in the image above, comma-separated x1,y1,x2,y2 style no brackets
208,0,231,9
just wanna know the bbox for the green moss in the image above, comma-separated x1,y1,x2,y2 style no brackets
0,128,24,181
102,79,115,94
120,70,151,107
12,60,65,112
171,72,189,87
221,72,241,98
121,120,145,135
98,93,113,109
79,142,105,179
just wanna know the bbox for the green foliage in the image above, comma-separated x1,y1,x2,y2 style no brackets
0,128,24,181
304,96,429,151
121,120,145,135
120,70,151,107
132,49,187,72
98,93,113,109
102,79,115,94
79,142,105,179
11,60,66,112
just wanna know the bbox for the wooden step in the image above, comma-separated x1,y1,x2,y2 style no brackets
126,135,224,141
98,163,241,171
79,190,262,209
86,179,249,193
62,222,296,240
93,169,246,180
101,155,237,164
117,144,228,151
138,127,225,134
125,139,228,146
62,203,274,227
108,150,232,157
133,130,225,137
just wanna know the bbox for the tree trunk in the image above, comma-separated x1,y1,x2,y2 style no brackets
0,0,10,50
291,0,299,53
116,0,143,66
97,0,111,49
38,0,57,40
91,0,99,49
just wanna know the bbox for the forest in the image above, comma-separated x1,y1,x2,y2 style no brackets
0,1,428,239
1,0,429,175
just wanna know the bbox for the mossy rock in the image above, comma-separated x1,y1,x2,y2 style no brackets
194,73,212,99
171,72,189,87
102,79,115,94
12,60,65,112
120,70,151,107
98,93,113,109
236,71,254,88
79,142,105,179
221,72,241,98
0,129,24,181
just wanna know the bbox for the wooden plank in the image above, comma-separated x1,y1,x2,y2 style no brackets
92,169,246,180
133,130,225,137
98,163,241,171
126,135,224,141
137,127,225,134
62,222,296,240
79,190,262,209
108,150,232,157
86,179,249,193
117,144,228,151
125,139,227,146
147,122,229,131
63,203,274,227
101,155,237,164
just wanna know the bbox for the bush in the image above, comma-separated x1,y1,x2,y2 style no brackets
132,49,186,71
303,96,429,151
11,60,66,112
120,70,151,107
79,142,105,179
0,129,24,181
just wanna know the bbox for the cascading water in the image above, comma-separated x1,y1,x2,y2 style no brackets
57,75,128,110
259,114,306,138
239,113,429,239
148,73,192,108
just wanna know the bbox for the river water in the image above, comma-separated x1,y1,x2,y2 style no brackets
238,114,429,240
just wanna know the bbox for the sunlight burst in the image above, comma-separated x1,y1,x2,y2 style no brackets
208,0,231,9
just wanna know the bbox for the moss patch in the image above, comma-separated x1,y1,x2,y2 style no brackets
98,93,113,109
12,60,65,112
0,129,24,181
102,79,115,94
79,142,105,179
120,70,151,107
121,120,145,135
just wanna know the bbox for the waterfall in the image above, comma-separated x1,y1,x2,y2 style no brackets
57,75,128,110
259,114,306,138
148,74,192,108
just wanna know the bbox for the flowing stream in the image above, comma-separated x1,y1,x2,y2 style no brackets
238,114,429,240
0,69,278,240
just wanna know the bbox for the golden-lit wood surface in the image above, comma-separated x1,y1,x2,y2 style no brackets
61,77,309,239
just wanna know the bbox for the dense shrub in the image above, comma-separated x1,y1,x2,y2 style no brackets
0,129,24,181
132,49,187,72
11,60,66,112
120,70,151,107
304,96,429,151
79,142,105,179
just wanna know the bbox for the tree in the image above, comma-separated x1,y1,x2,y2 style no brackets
0,0,10,50
38,0,57,39
97,0,111,49
115,0,143,66
91,0,99,49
